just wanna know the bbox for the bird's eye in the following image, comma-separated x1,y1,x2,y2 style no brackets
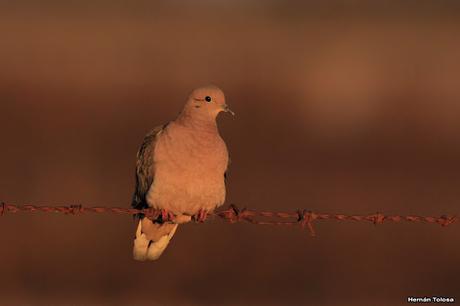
205,96,212,102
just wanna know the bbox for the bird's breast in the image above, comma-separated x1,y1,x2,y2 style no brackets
156,125,228,175
146,123,228,214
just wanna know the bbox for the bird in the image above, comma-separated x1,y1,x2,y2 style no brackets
131,85,234,261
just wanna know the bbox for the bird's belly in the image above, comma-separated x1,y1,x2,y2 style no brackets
146,166,226,215
146,124,228,215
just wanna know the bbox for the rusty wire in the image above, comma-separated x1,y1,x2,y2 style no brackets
0,202,457,236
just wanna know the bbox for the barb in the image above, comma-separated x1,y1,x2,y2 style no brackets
0,202,457,236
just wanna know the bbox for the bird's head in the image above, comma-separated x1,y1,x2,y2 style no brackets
183,85,234,120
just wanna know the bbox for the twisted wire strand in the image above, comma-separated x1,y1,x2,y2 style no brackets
0,202,457,236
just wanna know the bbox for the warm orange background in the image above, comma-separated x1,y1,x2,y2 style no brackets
0,1,459,305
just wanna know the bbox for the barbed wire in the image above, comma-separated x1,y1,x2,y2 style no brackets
0,202,457,236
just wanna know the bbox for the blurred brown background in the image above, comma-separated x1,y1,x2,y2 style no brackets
1,1,459,305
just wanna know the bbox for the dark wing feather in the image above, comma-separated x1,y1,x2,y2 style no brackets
224,156,231,184
131,124,167,211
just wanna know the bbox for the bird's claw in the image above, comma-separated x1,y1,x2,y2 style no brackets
194,209,208,223
160,209,175,222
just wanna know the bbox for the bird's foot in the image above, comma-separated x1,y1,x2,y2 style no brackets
160,209,175,223
194,209,208,223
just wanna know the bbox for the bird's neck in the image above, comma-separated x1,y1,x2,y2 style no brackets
176,110,219,134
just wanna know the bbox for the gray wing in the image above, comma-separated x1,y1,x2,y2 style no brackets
131,124,168,211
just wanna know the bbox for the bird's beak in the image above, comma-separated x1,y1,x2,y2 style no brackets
222,104,235,116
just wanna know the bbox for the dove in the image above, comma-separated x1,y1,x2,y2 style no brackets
131,85,234,261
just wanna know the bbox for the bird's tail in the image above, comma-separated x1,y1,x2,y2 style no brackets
133,218,178,261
